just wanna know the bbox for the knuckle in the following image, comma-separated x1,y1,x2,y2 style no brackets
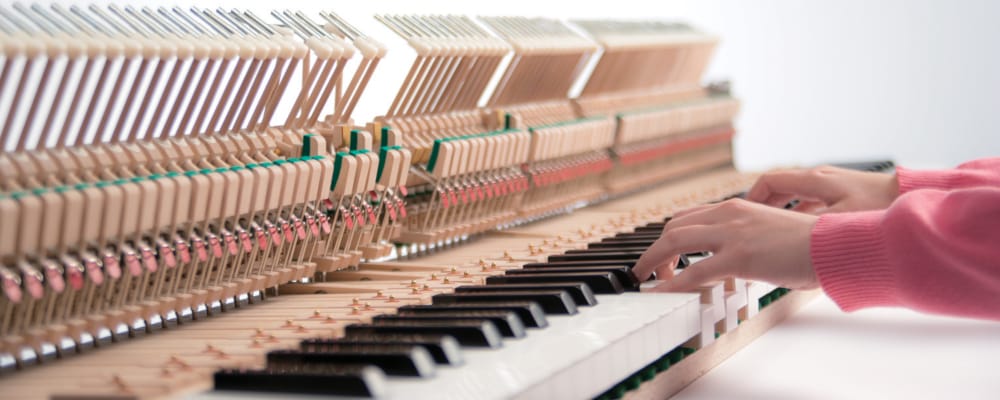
720,198,747,211
660,229,681,246
661,220,677,233
809,166,835,177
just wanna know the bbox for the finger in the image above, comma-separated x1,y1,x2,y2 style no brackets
760,192,796,209
666,202,741,230
633,242,669,282
669,203,716,220
791,199,826,214
633,225,723,281
660,256,733,292
746,169,839,207
653,255,679,281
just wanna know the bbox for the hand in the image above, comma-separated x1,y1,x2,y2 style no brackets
633,199,820,292
746,166,898,214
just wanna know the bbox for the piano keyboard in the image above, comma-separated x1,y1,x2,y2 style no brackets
206,293,701,400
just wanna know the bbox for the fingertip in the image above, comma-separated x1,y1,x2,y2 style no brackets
746,172,782,202
745,182,768,203
632,257,656,282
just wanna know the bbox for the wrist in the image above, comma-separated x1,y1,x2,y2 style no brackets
885,173,900,203
811,211,897,311
895,166,958,194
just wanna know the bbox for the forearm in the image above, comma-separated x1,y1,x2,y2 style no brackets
811,187,1000,320
897,157,1000,193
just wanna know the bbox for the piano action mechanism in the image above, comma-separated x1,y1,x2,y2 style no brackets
0,5,825,399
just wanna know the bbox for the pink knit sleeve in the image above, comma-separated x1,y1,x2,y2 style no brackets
896,157,1000,193
811,186,1000,320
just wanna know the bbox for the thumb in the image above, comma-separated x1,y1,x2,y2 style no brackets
747,169,841,208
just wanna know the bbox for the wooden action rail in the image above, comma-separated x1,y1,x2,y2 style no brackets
0,5,408,371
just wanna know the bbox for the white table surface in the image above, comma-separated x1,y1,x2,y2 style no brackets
673,295,1000,400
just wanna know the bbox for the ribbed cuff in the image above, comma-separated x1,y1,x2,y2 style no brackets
811,212,898,311
896,166,959,194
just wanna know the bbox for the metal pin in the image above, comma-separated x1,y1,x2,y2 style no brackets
0,5,36,34
154,8,191,35
238,10,275,36
170,7,209,36
291,11,328,37
121,6,165,37
140,8,179,36
189,8,228,36
212,8,250,37
269,10,307,38
88,5,136,36
11,3,57,35
224,10,263,36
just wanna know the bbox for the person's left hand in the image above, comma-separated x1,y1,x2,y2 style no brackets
633,199,821,292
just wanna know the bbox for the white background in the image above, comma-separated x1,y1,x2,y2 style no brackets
675,296,1000,400
22,0,1000,169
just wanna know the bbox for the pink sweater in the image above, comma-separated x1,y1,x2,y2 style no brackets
812,158,1000,320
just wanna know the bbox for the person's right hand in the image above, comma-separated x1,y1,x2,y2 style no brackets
633,199,820,292
746,166,899,214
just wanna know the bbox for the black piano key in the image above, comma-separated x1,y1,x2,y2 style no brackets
675,254,692,269
455,283,597,307
268,345,436,378
512,265,640,290
433,291,578,315
604,237,659,243
832,160,895,172
608,237,660,244
302,335,464,366
486,272,625,295
612,232,660,239
585,242,707,261
631,226,664,233
373,311,527,339
548,252,643,262
565,247,650,254
214,365,386,397
397,302,549,328
345,319,504,348
524,259,636,268
608,236,660,243
543,255,687,272
588,240,655,249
